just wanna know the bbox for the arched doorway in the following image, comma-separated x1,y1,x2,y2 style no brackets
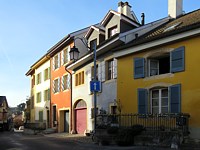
75,100,87,134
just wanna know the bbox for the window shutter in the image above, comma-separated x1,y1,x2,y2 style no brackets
171,46,185,73
134,58,145,79
53,57,55,70
48,89,50,100
48,67,50,79
67,74,71,89
61,50,64,65
61,76,64,91
113,58,117,79
58,53,60,68
101,61,105,81
58,78,60,92
53,80,55,93
138,88,148,114
170,84,181,113
98,63,102,81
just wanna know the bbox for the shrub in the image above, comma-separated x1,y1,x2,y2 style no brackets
107,126,119,134
116,128,134,146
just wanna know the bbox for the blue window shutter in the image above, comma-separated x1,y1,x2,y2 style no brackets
138,88,148,114
171,46,185,73
134,58,145,79
170,84,181,113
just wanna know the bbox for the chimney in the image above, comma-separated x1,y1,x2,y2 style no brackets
168,0,183,18
123,2,132,18
118,1,124,13
118,1,133,19
141,13,145,25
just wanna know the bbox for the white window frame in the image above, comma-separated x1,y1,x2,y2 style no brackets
150,88,169,114
149,59,159,76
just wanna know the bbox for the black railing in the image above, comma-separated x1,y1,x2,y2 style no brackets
24,123,46,130
96,113,190,136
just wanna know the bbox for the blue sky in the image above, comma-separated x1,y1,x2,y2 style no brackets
0,0,199,107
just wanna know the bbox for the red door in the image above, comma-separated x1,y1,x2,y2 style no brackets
75,108,87,134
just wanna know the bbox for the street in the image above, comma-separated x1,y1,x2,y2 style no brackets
0,131,152,150
0,131,106,150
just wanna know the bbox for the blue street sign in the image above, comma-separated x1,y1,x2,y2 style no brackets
90,81,101,92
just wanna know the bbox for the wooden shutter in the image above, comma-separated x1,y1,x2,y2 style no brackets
58,53,60,68
113,58,117,79
134,58,145,79
61,50,64,65
61,76,64,91
58,78,60,92
67,74,71,89
52,57,55,70
101,61,105,81
53,80,55,93
138,88,148,114
171,46,185,73
170,84,181,113
98,63,102,81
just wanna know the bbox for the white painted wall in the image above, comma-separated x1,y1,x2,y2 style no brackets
34,60,50,123
72,58,117,132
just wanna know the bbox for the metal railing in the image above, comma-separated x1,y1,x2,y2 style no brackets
96,113,190,136
24,122,46,130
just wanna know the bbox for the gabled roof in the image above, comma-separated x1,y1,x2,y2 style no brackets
115,9,200,52
0,96,8,108
101,10,141,27
85,25,105,39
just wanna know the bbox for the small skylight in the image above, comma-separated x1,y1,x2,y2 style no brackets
163,22,182,32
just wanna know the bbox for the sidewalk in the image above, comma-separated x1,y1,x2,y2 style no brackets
43,132,200,150
43,133,173,150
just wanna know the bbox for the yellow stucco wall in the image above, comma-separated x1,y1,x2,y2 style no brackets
117,36,200,138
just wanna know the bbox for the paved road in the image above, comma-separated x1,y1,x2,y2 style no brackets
0,131,146,150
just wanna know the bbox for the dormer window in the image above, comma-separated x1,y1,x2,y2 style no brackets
90,39,97,52
108,26,117,38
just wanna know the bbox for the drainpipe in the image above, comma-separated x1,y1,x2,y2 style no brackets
65,66,76,134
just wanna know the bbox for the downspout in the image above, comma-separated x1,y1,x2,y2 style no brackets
65,66,75,134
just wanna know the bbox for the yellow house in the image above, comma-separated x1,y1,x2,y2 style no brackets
115,8,200,139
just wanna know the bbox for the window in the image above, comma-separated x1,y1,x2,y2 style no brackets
151,88,169,114
32,75,35,88
36,92,41,103
53,78,60,93
108,60,114,80
62,74,70,91
75,71,84,86
53,105,57,127
62,47,69,65
111,106,117,114
44,89,50,101
44,67,50,81
134,46,185,79
138,84,181,114
36,73,41,85
108,26,117,38
148,54,170,76
90,39,97,52
53,54,60,70
31,96,34,109
39,111,43,122
91,65,98,80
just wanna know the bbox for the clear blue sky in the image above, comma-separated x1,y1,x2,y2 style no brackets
0,0,199,107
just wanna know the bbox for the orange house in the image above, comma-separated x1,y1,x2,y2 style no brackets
47,36,72,133
47,28,89,133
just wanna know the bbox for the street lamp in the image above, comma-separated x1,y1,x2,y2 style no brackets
69,46,80,61
69,37,98,132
